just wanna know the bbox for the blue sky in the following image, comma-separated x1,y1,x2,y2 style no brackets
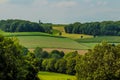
0,0,120,24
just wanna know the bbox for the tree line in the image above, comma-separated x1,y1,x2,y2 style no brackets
33,47,78,75
64,21,120,36
0,19,52,33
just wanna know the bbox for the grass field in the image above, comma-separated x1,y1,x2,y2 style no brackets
76,36,120,43
38,71,76,80
0,32,90,50
3,32,51,37
2,31,120,50
16,35,88,49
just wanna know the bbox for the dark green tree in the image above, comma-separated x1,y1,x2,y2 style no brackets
55,59,67,73
0,36,40,80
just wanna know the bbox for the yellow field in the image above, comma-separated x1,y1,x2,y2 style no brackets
62,32,93,39
53,26,65,32
53,26,93,39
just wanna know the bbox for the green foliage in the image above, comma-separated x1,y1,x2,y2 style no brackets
41,23,52,34
0,19,53,33
66,58,76,75
64,51,79,59
42,59,49,71
49,50,64,59
46,58,57,72
76,42,120,80
0,35,27,80
65,21,120,36
0,35,40,80
55,59,67,73
25,52,40,80
34,47,49,59
39,50,79,75
64,51,78,75
42,59,57,72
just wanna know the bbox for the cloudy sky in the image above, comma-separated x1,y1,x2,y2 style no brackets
0,0,120,24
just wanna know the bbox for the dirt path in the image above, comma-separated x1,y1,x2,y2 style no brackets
29,48,88,55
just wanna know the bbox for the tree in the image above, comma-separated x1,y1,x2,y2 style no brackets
55,59,67,73
0,36,26,80
34,47,49,59
49,50,64,59
25,52,40,80
66,58,76,75
76,42,120,80
64,51,78,59
0,36,40,80
46,58,56,72
64,21,120,36
42,59,49,71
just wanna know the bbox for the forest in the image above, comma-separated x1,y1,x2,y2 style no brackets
64,21,120,36
0,19,52,33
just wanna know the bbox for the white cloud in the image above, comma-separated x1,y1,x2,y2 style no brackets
53,1,77,8
0,0,8,4
84,0,92,3
32,0,48,6
97,1,107,6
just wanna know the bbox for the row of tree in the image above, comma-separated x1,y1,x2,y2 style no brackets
0,19,52,33
64,21,120,36
33,47,79,75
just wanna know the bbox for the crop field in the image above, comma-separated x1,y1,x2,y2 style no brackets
16,35,88,49
38,71,76,80
53,26,65,32
3,31,120,51
62,33,93,39
53,26,93,39
76,36,120,43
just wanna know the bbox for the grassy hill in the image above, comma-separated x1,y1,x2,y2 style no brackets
38,71,76,80
1,28,120,51
0,31,88,49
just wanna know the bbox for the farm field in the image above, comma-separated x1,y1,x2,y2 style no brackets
2,31,120,52
16,35,88,49
76,36,120,43
52,26,93,39
38,71,76,80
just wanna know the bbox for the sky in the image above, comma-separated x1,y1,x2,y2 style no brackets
0,0,120,24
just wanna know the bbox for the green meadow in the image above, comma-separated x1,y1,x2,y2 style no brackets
16,35,88,49
38,71,76,80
